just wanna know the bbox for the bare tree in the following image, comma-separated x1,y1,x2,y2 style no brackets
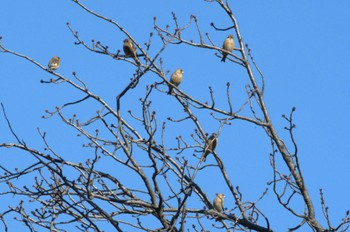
0,1,349,231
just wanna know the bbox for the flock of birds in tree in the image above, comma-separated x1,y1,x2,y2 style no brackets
47,34,235,214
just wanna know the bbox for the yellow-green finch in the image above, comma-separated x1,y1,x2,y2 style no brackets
48,56,61,70
123,38,140,65
213,193,225,212
203,133,218,162
168,68,184,95
221,35,234,62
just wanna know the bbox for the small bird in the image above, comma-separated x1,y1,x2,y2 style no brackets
203,133,218,162
221,34,235,62
168,69,184,95
123,38,140,65
48,56,61,70
213,193,225,212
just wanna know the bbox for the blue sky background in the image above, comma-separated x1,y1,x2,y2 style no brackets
1,1,350,231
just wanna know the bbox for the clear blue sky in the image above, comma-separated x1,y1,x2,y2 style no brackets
1,1,350,231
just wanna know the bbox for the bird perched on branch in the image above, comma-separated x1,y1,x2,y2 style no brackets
168,68,184,95
123,38,140,65
203,133,218,162
221,34,235,62
213,193,225,212
48,56,61,70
